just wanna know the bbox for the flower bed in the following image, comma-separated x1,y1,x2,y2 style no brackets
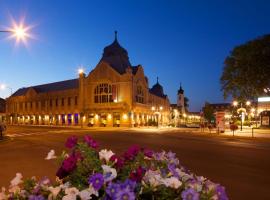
0,135,228,200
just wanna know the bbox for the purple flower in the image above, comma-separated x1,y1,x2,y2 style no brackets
115,187,135,200
84,135,99,149
29,195,45,200
121,179,136,191
153,151,165,161
123,145,140,161
143,148,154,158
166,151,179,165
88,173,104,190
215,185,229,200
65,136,78,148
106,182,120,199
181,188,199,200
168,164,179,178
38,176,51,185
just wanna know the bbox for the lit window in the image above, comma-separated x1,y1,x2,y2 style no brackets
94,83,113,103
136,85,144,104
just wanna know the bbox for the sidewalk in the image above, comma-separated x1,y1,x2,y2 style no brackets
197,127,270,138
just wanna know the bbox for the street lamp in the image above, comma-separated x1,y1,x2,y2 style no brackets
151,106,163,128
1,19,32,44
232,100,251,131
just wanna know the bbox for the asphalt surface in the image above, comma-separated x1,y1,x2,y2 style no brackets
0,125,270,200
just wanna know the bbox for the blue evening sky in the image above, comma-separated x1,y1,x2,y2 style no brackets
0,0,270,111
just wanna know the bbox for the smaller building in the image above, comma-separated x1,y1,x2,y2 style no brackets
0,98,6,123
202,102,232,129
258,97,270,128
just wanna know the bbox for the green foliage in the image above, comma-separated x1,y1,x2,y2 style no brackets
203,102,215,123
22,178,36,193
68,142,102,189
220,34,270,99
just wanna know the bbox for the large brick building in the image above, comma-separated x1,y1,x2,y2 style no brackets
0,98,5,123
6,33,170,127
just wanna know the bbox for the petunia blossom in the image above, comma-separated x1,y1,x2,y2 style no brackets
102,165,117,182
99,149,114,162
45,150,57,160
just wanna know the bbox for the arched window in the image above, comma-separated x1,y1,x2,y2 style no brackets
136,85,144,104
94,83,113,103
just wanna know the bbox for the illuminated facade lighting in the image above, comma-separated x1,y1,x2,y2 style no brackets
258,97,270,102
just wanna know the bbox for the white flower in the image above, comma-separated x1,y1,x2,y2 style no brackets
163,177,182,189
63,187,79,200
45,150,57,160
143,170,163,188
0,187,7,200
99,149,114,162
79,185,98,200
176,169,193,182
48,186,61,199
102,165,117,182
10,173,23,187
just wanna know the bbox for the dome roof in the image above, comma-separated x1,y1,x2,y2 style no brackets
99,31,131,74
150,77,167,98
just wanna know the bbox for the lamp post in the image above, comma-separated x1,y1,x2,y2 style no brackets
151,106,163,128
232,100,251,131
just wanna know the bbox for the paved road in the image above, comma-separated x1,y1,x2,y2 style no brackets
1,126,270,200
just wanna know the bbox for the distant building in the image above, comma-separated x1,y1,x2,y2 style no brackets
6,32,170,127
0,98,6,123
202,102,232,129
258,96,270,127
204,103,232,112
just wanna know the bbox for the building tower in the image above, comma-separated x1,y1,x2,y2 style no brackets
177,83,185,114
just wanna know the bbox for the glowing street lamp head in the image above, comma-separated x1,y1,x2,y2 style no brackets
6,16,34,46
233,101,238,106
78,68,84,74
0,84,6,90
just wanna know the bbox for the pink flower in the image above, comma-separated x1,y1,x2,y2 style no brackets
130,166,145,182
56,152,81,179
143,148,154,158
110,155,124,168
84,135,99,149
124,145,140,161
65,136,78,149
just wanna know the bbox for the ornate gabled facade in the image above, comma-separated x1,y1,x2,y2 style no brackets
6,33,170,127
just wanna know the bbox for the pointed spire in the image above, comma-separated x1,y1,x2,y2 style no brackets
114,30,118,41
178,82,184,94
157,76,159,84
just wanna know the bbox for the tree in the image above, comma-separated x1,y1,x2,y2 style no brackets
203,102,215,123
220,34,270,100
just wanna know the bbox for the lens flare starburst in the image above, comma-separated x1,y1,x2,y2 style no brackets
5,16,35,46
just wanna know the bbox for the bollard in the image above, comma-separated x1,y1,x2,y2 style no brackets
252,128,254,138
